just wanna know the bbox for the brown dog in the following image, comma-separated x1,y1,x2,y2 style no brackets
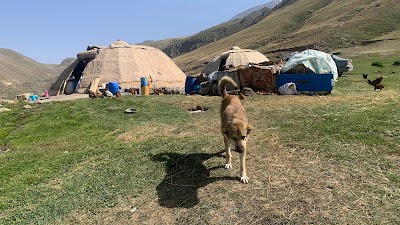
219,76,253,183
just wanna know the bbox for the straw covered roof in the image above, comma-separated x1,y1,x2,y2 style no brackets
79,40,186,89
202,46,269,74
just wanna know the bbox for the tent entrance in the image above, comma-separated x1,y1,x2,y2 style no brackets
218,57,228,71
63,60,90,94
54,60,90,95
70,60,89,90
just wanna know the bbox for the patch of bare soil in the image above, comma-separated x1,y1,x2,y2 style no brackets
39,94,90,103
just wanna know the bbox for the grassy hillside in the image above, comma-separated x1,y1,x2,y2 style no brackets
145,7,275,58
0,49,60,99
174,0,400,74
0,53,399,224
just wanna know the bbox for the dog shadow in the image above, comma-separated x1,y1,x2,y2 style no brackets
152,151,237,208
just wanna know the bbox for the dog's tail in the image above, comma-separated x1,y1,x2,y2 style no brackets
218,76,238,98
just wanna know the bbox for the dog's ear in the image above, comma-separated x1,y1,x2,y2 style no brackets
247,124,253,134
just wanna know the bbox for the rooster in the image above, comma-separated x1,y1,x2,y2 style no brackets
367,76,383,86
363,73,368,79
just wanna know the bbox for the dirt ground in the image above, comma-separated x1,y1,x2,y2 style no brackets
39,94,89,103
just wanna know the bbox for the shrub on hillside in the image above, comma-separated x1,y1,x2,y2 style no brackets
393,60,400,66
371,61,384,67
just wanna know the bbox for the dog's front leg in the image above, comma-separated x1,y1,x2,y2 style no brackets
223,135,232,169
239,145,249,183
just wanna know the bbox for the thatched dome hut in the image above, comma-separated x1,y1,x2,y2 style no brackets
202,46,269,75
49,40,186,96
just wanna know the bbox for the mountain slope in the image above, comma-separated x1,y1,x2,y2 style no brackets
0,49,59,99
174,0,400,74
47,58,76,75
144,6,277,58
230,0,282,20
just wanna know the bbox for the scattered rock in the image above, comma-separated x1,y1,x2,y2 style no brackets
242,87,257,96
1,100,16,104
0,108,11,113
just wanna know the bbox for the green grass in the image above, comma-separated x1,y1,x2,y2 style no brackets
1,54,400,224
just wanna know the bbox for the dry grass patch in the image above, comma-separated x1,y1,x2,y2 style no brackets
117,123,194,143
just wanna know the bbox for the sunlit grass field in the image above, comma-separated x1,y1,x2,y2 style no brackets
0,53,399,224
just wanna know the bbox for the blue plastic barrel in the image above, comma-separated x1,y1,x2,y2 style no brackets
108,81,119,95
140,77,148,87
185,76,197,94
64,80,75,95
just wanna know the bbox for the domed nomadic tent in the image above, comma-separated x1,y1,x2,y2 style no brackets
281,49,339,81
201,46,269,75
49,40,186,96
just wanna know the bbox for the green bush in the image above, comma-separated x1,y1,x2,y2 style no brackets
371,61,384,67
393,60,400,66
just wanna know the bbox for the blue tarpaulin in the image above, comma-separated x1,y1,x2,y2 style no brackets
281,49,338,81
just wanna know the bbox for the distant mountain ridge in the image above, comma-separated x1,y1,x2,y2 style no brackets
143,6,279,58
230,0,282,21
0,48,68,99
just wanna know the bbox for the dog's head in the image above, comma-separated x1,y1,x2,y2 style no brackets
223,119,253,152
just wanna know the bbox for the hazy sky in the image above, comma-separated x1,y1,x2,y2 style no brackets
0,0,270,64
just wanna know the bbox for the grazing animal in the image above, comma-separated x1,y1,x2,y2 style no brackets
219,76,253,184
374,83,385,90
367,76,383,86
362,73,368,79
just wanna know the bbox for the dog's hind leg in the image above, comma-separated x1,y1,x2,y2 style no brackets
223,135,232,169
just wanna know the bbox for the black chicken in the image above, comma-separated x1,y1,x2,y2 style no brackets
367,76,383,86
362,73,368,79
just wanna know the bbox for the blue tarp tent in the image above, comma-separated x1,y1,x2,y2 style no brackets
281,49,338,81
